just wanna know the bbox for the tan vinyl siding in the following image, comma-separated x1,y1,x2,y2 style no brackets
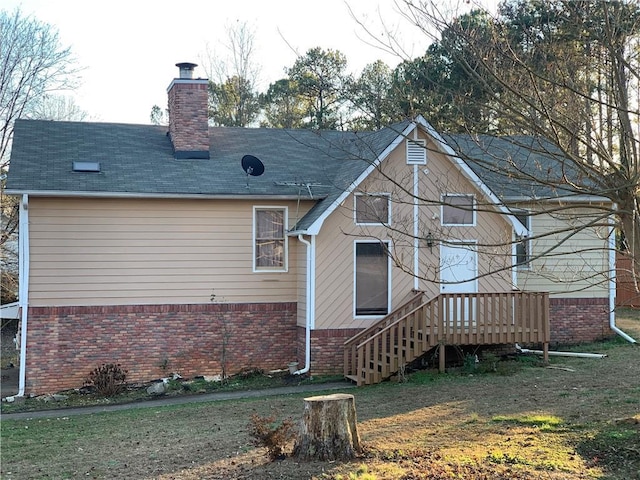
515,204,610,297
314,132,515,330
28,197,313,306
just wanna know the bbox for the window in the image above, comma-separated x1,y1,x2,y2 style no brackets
442,194,475,225
355,241,390,316
406,139,427,165
254,207,287,271
355,193,390,225
514,210,531,267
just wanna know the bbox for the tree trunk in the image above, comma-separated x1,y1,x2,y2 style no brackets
293,393,362,461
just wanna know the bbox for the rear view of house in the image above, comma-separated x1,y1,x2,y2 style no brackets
6,64,621,395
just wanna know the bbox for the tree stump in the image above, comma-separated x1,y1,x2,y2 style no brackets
293,393,362,461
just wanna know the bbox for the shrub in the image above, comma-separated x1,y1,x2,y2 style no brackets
248,413,296,460
84,363,128,397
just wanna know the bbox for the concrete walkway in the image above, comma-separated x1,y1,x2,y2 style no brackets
2,381,355,420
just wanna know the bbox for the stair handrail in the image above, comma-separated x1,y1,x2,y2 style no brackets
343,290,426,348
355,295,438,349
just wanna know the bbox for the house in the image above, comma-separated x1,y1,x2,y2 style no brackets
5,63,623,394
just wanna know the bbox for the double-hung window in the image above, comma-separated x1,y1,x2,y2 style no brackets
355,193,391,225
441,194,475,226
514,210,531,268
254,207,287,272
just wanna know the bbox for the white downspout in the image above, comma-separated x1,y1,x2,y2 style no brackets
608,219,637,343
413,164,420,290
17,194,30,396
295,234,315,375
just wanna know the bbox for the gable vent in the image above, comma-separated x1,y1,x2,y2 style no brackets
406,139,427,165
72,161,101,172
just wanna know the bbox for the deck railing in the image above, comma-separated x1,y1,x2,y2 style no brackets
344,291,550,386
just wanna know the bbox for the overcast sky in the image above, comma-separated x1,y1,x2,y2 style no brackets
5,0,496,125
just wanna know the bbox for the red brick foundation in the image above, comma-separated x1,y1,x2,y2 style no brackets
297,327,361,376
25,302,297,394
549,297,611,345
297,297,613,377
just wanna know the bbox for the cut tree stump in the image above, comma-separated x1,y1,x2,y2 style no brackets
293,393,362,461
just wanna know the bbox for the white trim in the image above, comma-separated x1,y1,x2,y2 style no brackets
305,123,416,235
354,192,391,226
502,195,611,203
252,206,288,273
353,239,392,319
441,193,477,227
166,77,209,93
4,190,310,201
18,194,29,397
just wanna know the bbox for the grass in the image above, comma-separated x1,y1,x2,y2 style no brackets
1,308,639,479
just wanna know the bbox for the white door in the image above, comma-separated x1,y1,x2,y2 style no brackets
440,243,478,325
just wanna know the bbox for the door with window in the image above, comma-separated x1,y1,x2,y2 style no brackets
355,241,390,317
440,243,478,325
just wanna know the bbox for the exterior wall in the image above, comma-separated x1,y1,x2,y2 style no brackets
549,297,611,344
515,204,611,298
297,326,361,375
28,197,313,307
25,302,297,394
313,132,515,332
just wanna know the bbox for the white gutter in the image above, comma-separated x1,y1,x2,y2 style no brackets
4,190,314,201
608,218,637,343
516,344,607,358
17,194,30,397
294,234,316,375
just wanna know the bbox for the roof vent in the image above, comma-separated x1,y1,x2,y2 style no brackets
176,62,197,79
72,161,101,172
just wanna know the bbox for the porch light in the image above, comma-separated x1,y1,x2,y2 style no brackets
425,232,434,252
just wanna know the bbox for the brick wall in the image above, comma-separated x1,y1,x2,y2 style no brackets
296,327,362,376
25,302,297,394
549,297,611,345
167,79,209,155
296,297,613,378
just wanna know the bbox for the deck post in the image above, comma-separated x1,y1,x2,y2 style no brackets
438,343,446,373
543,342,549,364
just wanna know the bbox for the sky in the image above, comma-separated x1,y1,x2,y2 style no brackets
5,0,496,125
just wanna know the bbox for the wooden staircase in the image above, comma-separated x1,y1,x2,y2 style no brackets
344,290,550,386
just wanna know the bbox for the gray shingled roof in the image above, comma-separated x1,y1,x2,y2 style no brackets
6,119,409,231
443,134,593,200
7,119,596,233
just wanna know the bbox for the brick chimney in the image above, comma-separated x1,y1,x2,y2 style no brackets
167,62,210,159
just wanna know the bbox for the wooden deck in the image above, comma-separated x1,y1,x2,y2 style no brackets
344,291,550,386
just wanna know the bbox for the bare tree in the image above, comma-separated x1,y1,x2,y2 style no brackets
1,8,80,304
201,21,261,127
29,94,87,121
351,0,640,292
0,8,79,167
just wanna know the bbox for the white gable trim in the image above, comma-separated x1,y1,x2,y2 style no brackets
413,115,527,237
304,123,416,235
